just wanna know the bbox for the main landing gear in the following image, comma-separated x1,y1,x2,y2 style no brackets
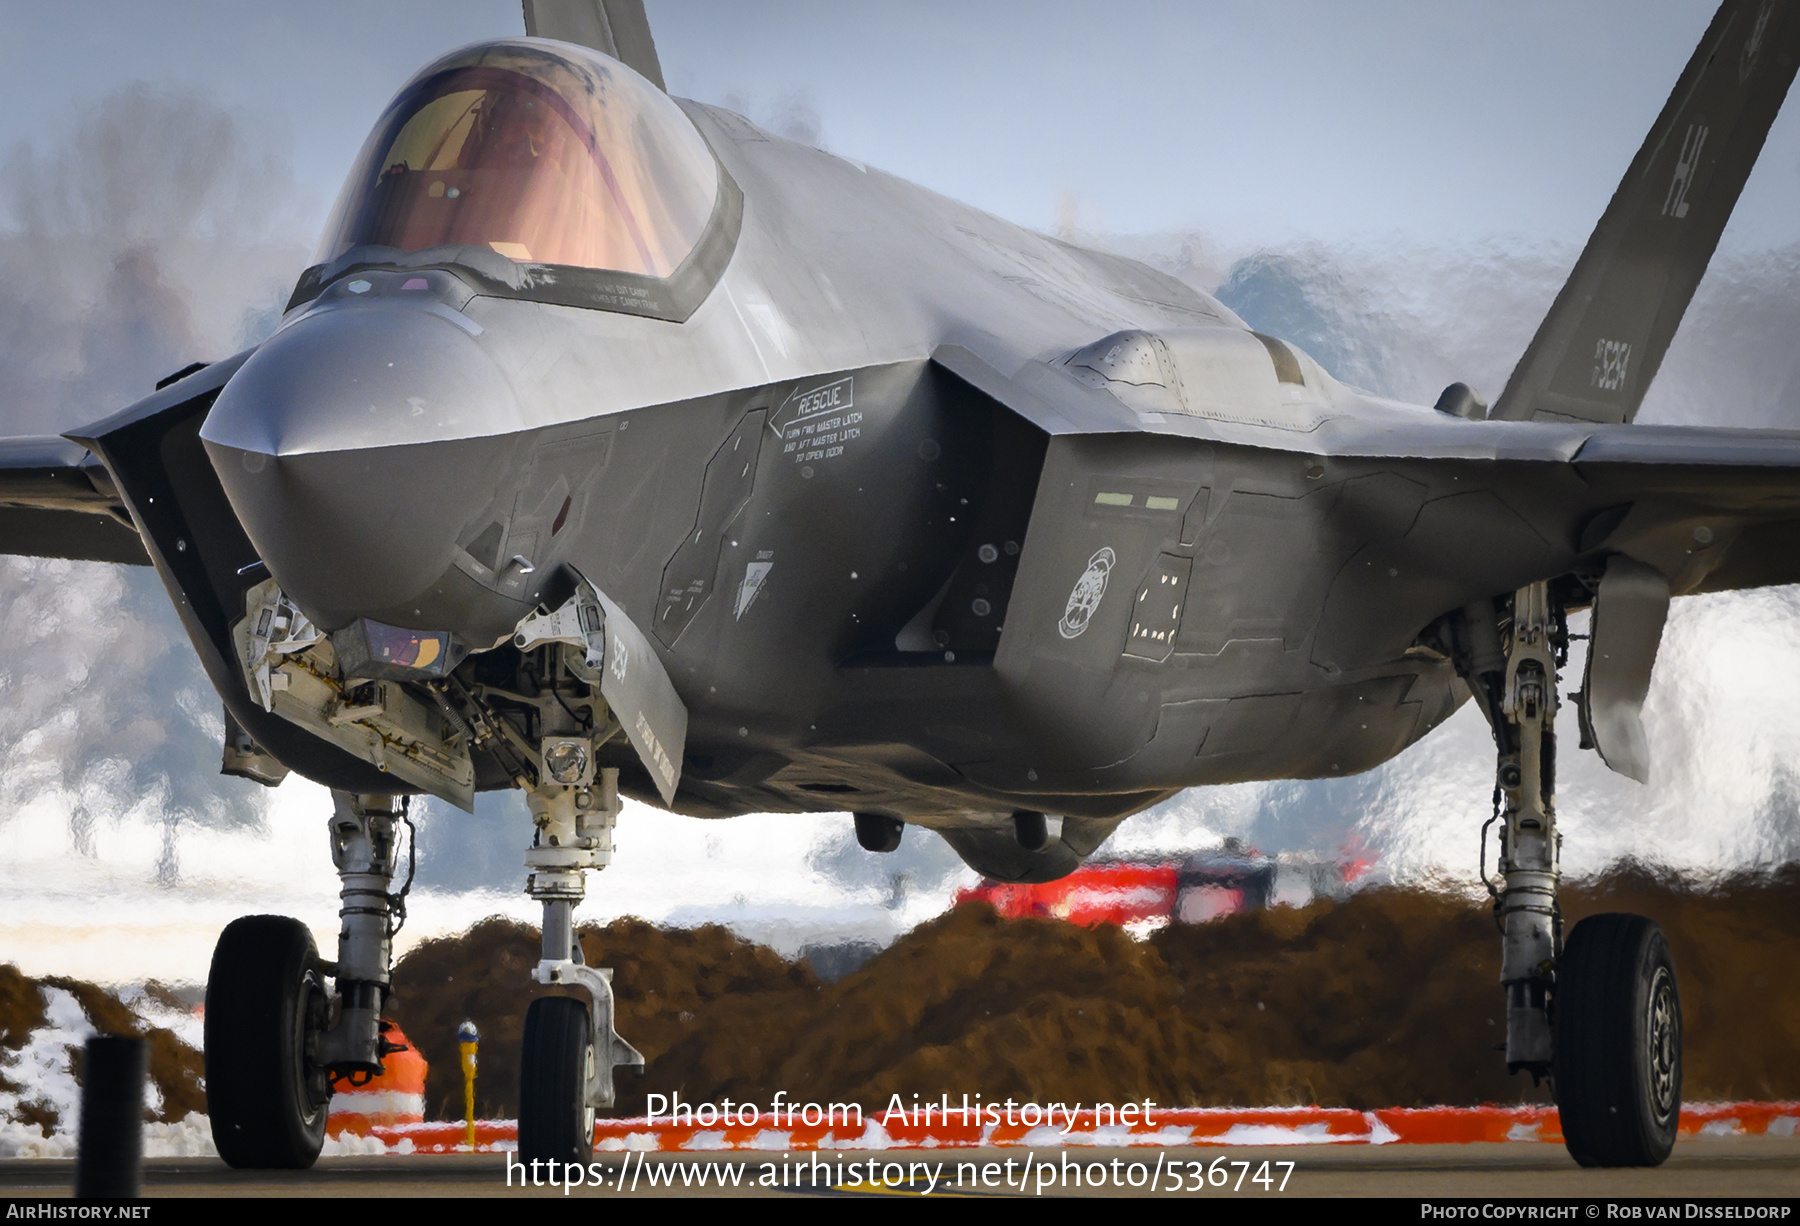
205,793,410,1168
1460,580,1682,1167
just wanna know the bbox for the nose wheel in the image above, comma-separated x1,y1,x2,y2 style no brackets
519,996,598,1164
1554,913,1683,1167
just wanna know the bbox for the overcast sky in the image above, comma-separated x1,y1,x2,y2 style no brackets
3,1,1795,252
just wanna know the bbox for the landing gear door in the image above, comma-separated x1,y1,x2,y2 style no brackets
591,581,689,806
1579,555,1670,784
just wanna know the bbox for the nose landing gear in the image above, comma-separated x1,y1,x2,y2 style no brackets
518,765,643,1165
1465,580,1683,1168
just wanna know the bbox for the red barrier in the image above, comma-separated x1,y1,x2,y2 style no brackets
354,1102,1799,1153
374,1119,517,1154
960,863,1180,927
1371,1106,1562,1144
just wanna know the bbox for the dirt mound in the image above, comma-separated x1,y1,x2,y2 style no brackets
0,965,205,1135
388,917,816,1121
387,865,1800,1118
642,904,1199,1111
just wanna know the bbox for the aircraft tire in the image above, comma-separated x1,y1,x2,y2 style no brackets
204,915,330,1169
1554,913,1682,1167
519,996,595,1165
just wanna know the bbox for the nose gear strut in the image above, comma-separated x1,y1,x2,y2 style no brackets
203,790,413,1168
509,611,648,1164
523,763,644,1119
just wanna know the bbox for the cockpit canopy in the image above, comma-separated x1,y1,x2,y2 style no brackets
315,39,719,278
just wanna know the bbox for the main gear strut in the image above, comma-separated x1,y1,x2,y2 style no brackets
1494,580,1562,1076
317,792,410,1075
1457,574,1686,1164
1455,581,1567,1076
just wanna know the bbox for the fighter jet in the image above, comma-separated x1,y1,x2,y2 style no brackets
0,0,1793,1171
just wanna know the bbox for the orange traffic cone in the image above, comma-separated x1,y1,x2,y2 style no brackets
326,1021,429,1137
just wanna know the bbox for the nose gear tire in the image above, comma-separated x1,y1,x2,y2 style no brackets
204,915,331,1169
1554,912,1682,1167
519,996,596,1164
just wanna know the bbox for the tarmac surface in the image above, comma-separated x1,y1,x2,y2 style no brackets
2,1136,1798,1198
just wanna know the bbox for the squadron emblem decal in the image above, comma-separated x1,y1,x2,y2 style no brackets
1059,547,1116,639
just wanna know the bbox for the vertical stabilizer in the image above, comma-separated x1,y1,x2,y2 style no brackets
522,0,666,91
1492,1,1800,424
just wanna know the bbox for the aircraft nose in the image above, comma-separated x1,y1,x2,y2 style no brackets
201,293,525,633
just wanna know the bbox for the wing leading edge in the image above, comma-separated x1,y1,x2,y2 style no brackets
0,435,149,566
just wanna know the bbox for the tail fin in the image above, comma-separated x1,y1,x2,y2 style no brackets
1491,1,1800,425
522,0,666,90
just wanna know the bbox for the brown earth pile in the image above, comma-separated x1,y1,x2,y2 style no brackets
388,918,818,1120
388,863,1800,1120
0,964,206,1133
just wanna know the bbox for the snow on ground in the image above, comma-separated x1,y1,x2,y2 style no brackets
0,980,218,1158
0,1114,218,1161
0,987,92,1150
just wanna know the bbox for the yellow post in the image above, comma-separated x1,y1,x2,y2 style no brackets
457,1019,479,1150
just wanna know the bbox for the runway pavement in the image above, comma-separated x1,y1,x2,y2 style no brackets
2,1136,1797,1198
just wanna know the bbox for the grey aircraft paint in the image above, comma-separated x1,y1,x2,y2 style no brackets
3,3,1800,886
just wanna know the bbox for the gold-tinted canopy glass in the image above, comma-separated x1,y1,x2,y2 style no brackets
317,40,718,278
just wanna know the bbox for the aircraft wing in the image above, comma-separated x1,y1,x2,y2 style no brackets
1491,0,1800,425
1572,425,1800,594
521,0,665,90
0,435,150,565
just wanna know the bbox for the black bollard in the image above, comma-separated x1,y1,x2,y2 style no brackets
74,1036,145,1199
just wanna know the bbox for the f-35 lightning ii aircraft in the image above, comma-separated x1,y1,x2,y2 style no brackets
1,0,1795,1172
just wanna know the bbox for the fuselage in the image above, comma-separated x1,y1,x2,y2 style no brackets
194,41,1617,826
